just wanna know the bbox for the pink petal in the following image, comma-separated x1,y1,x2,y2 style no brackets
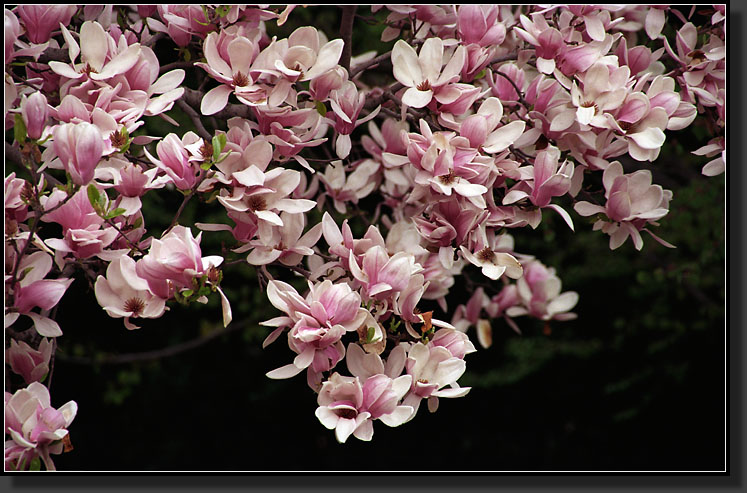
201,85,232,116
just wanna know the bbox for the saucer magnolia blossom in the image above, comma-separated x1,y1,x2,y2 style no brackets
94,255,167,330
392,37,466,108
6,338,53,385
4,382,77,471
49,21,142,82
8,251,72,338
196,31,265,115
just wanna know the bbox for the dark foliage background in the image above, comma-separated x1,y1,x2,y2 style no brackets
27,6,725,471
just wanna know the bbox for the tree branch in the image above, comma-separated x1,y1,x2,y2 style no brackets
55,319,248,366
339,6,357,73
350,50,392,79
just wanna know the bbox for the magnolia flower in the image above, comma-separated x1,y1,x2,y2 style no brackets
20,91,49,140
574,161,673,250
195,31,265,115
320,159,380,213
401,342,471,418
94,255,167,330
143,132,202,191
348,246,423,300
6,338,53,385
243,211,322,266
392,37,466,108
7,251,73,337
4,382,77,471
15,5,77,44
314,373,371,443
505,261,579,321
135,225,224,299
52,122,104,186
41,188,120,260
49,21,142,81
264,26,344,83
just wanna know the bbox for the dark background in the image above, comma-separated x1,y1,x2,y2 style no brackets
8,6,727,472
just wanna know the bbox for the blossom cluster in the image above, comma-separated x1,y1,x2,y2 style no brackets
4,4,725,466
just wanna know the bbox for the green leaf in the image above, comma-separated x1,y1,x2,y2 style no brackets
315,100,327,117
474,69,486,80
200,161,212,171
105,208,127,219
212,133,227,161
87,184,101,208
365,326,376,343
215,5,231,17
14,114,27,145
181,289,194,298
29,456,41,471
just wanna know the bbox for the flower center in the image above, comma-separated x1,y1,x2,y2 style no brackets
416,80,432,91
335,408,358,419
581,101,599,114
199,139,214,160
438,170,456,185
80,63,98,76
247,195,267,212
110,128,128,148
124,297,145,316
477,247,495,263
232,71,250,87
618,120,635,132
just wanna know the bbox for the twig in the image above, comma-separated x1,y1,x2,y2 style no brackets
339,6,357,73
491,68,530,110
56,320,247,366
164,169,211,234
159,61,195,74
350,51,392,79
176,99,212,141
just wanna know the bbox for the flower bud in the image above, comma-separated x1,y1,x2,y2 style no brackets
21,91,49,140
16,5,76,44
53,122,104,186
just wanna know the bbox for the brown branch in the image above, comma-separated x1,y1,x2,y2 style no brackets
159,61,195,75
339,6,357,73
176,99,212,141
350,50,392,79
55,319,248,366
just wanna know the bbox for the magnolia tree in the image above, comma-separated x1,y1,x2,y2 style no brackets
4,5,726,470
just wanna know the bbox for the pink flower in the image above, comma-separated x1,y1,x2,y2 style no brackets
6,338,53,385
52,122,104,186
15,5,76,44
401,342,471,417
4,382,77,471
314,373,371,443
135,225,223,299
8,251,72,337
48,21,142,82
144,132,202,191
392,37,466,108
505,261,579,321
243,211,322,266
94,255,167,330
20,91,49,140
456,5,505,47
328,82,380,159
41,188,119,260
154,5,214,47
320,159,380,213
574,161,673,250
5,173,29,224
195,30,265,115
263,26,344,83
348,246,422,301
